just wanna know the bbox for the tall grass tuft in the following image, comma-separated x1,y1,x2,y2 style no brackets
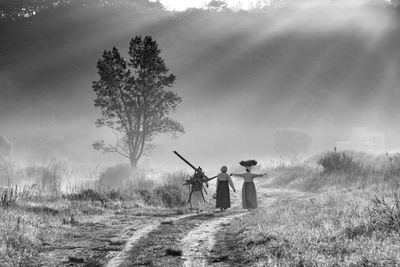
1,186,17,207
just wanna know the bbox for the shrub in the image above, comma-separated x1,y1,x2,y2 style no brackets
135,185,187,208
268,165,316,188
368,193,400,233
99,164,131,190
65,189,108,203
107,189,125,201
136,188,153,204
318,151,360,174
153,184,186,208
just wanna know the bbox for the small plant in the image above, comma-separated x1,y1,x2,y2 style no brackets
368,193,400,233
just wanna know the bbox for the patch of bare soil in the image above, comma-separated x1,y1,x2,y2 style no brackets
109,212,222,267
106,213,198,267
30,211,173,267
181,210,246,267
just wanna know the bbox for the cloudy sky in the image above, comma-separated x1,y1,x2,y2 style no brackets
0,0,399,172
153,0,269,10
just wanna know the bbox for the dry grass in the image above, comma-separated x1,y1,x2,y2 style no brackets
0,198,73,266
0,159,191,266
227,187,400,266
222,151,400,266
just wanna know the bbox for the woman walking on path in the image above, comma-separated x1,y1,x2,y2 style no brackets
216,166,236,211
231,160,267,210
188,168,209,214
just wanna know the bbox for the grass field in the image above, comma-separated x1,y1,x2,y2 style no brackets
224,151,400,266
0,163,192,266
2,151,400,266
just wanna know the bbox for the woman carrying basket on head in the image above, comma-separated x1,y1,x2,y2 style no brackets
215,165,236,211
230,160,267,210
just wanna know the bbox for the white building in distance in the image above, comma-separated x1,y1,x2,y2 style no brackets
336,127,385,153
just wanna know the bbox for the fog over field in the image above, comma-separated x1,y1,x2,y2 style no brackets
0,0,399,170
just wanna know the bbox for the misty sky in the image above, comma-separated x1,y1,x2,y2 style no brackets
152,0,270,11
0,1,399,172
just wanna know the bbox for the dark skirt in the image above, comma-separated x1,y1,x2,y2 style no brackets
216,181,231,209
242,182,257,209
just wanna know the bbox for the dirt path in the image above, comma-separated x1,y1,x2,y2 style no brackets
179,187,307,267
180,211,246,267
105,186,308,267
106,213,196,267
31,186,307,266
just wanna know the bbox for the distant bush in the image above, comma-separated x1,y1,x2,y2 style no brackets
107,189,125,201
65,189,108,203
135,184,187,208
133,172,188,208
22,160,64,195
318,151,360,174
153,184,186,208
99,164,131,189
157,172,189,208
268,165,316,188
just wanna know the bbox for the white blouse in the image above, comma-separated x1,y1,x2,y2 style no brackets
232,172,264,182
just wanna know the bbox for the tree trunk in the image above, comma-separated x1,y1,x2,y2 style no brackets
130,157,138,171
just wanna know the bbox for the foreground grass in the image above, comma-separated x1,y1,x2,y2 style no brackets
225,185,400,266
0,199,191,266
0,199,91,266
0,186,190,266
219,151,400,266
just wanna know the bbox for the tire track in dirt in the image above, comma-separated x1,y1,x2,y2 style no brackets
106,187,308,267
180,211,246,267
180,188,309,267
106,213,197,267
